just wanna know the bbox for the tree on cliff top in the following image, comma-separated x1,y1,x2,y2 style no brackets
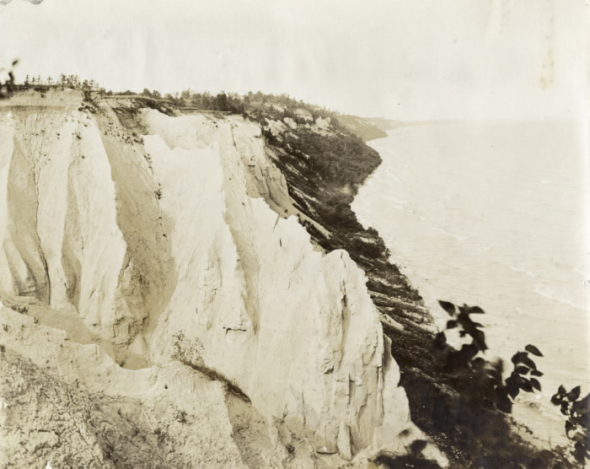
0,58,18,98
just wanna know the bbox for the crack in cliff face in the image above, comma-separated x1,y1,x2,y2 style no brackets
4,129,50,302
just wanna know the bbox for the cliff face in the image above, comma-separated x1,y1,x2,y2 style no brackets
0,90,444,468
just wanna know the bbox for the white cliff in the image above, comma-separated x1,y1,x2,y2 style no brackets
0,90,445,467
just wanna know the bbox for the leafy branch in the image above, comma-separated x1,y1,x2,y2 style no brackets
434,300,543,414
551,385,590,463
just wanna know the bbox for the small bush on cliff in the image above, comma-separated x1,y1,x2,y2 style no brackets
433,300,543,414
551,385,590,464
0,59,18,98
423,301,579,467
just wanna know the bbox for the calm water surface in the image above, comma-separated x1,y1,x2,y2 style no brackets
352,120,589,443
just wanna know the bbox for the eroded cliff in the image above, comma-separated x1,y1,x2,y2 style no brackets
0,90,445,468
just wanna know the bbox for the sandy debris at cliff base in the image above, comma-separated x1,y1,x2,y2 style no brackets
0,307,282,468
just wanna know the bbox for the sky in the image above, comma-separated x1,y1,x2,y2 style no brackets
0,0,588,120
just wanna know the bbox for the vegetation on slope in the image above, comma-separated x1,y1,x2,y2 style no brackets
551,386,590,464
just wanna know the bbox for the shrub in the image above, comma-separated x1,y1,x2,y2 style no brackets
434,300,542,414
551,385,590,464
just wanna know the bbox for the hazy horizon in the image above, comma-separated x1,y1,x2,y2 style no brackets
1,0,588,121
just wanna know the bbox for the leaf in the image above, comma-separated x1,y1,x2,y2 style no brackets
520,379,534,393
531,369,543,377
520,355,538,370
511,352,537,370
525,344,543,357
496,394,513,413
530,378,542,392
565,420,575,435
506,385,519,399
511,352,526,364
438,300,456,316
457,309,471,323
573,441,586,463
572,393,590,415
471,329,488,352
560,402,569,415
568,386,581,402
446,320,458,329
558,385,566,394
467,305,485,314
505,377,520,399
551,394,561,406
515,366,530,375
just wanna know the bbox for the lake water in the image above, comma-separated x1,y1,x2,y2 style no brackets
352,120,589,444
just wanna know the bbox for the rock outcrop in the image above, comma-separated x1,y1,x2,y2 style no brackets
0,90,445,467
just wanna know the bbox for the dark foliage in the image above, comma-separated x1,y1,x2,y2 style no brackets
374,453,442,469
551,385,590,463
0,59,19,98
402,369,570,468
434,300,543,415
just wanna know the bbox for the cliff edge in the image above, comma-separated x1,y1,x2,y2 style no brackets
0,89,445,468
